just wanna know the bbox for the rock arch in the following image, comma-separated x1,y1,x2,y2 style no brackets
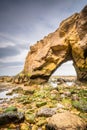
23,6,87,84
52,61,76,76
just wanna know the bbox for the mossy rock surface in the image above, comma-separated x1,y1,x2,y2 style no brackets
5,106,17,113
25,114,36,124
79,113,87,122
36,101,47,107
24,89,35,95
72,99,87,112
25,109,35,114
37,117,47,126
78,89,87,97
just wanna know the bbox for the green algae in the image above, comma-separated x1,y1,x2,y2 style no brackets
5,106,17,113
72,99,87,112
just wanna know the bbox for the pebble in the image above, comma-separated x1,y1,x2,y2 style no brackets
37,107,56,117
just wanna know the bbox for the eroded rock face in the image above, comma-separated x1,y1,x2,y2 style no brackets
23,6,87,83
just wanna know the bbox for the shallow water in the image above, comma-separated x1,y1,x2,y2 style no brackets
50,80,74,88
0,89,18,103
50,81,58,88
66,81,73,86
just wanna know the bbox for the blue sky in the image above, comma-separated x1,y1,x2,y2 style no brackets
0,0,87,76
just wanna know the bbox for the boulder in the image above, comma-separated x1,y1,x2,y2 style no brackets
0,112,24,125
46,111,86,130
23,5,87,84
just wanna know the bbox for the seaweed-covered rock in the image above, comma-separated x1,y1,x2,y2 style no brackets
4,106,17,113
72,99,87,112
25,114,35,124
37,118,47,126
0,112,24,125
36,101,47,107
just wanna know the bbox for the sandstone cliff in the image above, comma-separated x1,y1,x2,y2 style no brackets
23,6,87,84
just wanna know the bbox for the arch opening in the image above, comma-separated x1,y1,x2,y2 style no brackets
52,61,76,76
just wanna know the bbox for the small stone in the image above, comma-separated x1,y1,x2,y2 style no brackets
47,102,54,108
24,82,30,86
20,123,30,130
25,109,35,114
37,118,47,126
8,123,16,129
14,78,19,84
19,79,23,84
72,94,79,101
12,87,23,93
4,106,17,113
50,90,58,94
32,125,38,130
59,89,64,94
42,125,46,130
22,100,31,105
56,103,65,109
37,107,56,117
64,91,71,97
24,89,35,95
6,91,13,95
0,108,3,113
60,94,65,98
50,94,57,100
36,101,47,108
62,98,71,108
25,114,35,124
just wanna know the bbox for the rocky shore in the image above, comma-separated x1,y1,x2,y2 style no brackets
0,5,87,130
0,76,87,130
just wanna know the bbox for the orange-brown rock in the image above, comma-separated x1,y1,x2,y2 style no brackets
46,112,86,130
23,6,87,84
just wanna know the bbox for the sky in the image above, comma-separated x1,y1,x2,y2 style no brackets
0,0,87,76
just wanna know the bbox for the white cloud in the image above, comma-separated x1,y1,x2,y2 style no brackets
0,41,15,48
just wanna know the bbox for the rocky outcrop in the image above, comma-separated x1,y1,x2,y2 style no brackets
23,5,87,84
46,112,86,130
